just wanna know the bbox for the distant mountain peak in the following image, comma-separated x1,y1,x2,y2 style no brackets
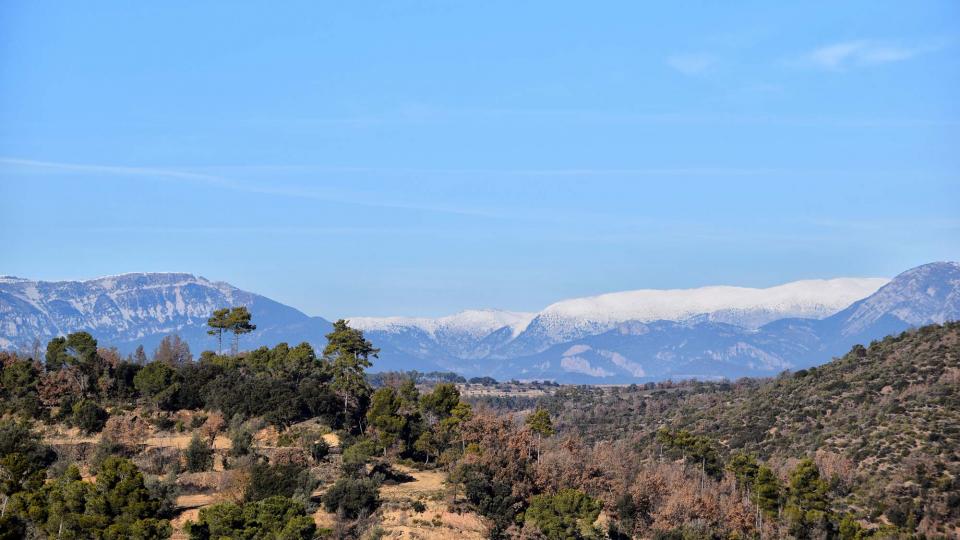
0,272,328,353
349,309,535,339
3,263,957,383
837,262,960,336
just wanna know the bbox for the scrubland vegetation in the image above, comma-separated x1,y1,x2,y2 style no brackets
1,311,957,539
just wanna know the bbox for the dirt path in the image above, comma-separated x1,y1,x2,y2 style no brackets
169,493,220,539
144,434,231,450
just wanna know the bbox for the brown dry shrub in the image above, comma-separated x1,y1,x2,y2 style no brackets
102,412,152,447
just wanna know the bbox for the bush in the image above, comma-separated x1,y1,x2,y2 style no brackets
187,496,315,540
309,439,330,462
72,400,109,434
229,428,254,457
341,437,376,476
322,476,381,519
149,415,176,431
184,435,213,472
525,489,602,540
245,462,316,502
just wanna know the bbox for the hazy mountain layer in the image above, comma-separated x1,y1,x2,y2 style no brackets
1,263,957,381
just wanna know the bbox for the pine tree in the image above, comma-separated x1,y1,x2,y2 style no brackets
753,466,783,516
323,320,378,432
367,387,405,455
525,407,554,463
206,308,231,354
226,306,256,354
784,458,831,535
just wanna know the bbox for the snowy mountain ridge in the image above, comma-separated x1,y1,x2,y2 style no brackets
348,309,535,339
4,264,958,382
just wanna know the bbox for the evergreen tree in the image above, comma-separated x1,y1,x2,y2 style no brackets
367,387,405,455
44,332,102,397
525,489,602,540
323,320,378,432
187,496,315,540
184,435,213,473
753,466,783,516
206,308,230,355
526,407,555,463
784,458,832,536
727,452,760,493
420,383,460,421
134,362,180,410
226,307,256,354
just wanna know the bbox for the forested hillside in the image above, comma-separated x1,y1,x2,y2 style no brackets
525,323,960,537
1,312,957,539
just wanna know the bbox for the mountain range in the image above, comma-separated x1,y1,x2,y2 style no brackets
2,262,958,382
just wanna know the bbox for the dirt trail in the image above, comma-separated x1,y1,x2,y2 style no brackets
144,434,231,450
169,493,220,539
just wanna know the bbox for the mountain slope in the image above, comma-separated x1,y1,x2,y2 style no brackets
0,273,332,355
1,263,957,382
349,309,534,362
498,277,888,358
535,322,960,534
347,277,888,372
498,262,960,382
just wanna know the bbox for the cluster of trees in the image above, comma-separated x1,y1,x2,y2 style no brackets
205,306,256,355
478,323,960,537
447,406,885,539
0,316,388,434
0,311,394,539
2,309,956,539
0,419,172,539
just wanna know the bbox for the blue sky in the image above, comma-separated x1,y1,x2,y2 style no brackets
1,1,958,317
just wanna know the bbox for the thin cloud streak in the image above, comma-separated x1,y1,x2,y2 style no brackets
0,157,500,219
802,39,947,70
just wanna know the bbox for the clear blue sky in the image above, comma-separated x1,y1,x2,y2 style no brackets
1,1,958,318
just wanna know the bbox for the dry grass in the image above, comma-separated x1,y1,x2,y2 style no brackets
376,466,487,539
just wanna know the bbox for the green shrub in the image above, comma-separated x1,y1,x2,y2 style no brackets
245,462,316,502
525,489,602,540
184,435,213,472
309,439,330,462
321,476,381,519
72,400,109,434
187,496,315,540
229,428,254,457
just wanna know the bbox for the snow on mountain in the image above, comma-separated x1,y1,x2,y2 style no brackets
349,309,534,339
498,277,889,357
834,262,960,337
348,309,535,362
0,273,330,353
7,264,957,383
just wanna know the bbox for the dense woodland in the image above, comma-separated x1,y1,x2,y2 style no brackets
0,307,957,539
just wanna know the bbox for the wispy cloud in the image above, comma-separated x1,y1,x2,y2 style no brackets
665,53,717,76
0,157,497,218
802,39,946,71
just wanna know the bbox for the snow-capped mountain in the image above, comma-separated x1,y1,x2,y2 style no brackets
2,263,957,382
0,273,331,354
833,262,960,337
495,277,888,358
498,262,960,382
349,310,534,362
